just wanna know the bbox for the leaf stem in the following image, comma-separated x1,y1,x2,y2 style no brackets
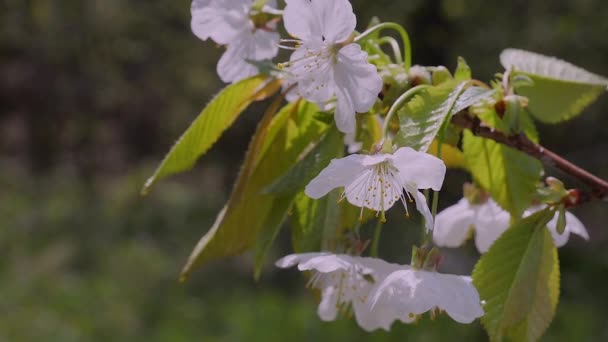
354,22,412,71
382,85,431,140
451,112,608,205
378,36,403,64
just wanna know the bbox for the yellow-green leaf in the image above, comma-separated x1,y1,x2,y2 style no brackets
142,76,281,194
463,131,542,217
500,48,608,123
180,100,326,281
473,209,560,342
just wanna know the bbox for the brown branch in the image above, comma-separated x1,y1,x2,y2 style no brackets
451,112,608,207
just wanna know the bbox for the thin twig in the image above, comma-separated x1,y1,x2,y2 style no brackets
451,112,608,206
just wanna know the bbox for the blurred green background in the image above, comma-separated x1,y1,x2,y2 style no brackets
1,0,608,341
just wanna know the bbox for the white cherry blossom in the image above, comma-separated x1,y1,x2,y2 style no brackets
370,268,484,324
434,198,590,253
275,253,405,331
191,0,280,83
526,205,589,247
433,198,510,253
305,147,446,230
281,0,383,134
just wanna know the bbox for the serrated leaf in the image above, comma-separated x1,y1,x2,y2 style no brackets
473,209,560,342
463,131,542,217
142,76,281,194
395,83,495,152
500,48,608,123
264,126,342,194
180,100,327,281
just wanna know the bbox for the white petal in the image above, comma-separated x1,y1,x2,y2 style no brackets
283,0,322,42
334,85,356,133
564,211,589,240
216,30,279,83
217,41,257,83
305,154,368,199
546,210,589,247
275,252,330,269
334,44,383,112
191,0,251,44
411,190,434,231
433,199,475,248
310,0,356,43
318,286,339,321
391,147,447,191
287,43,335,104
424,273,484,323
250,30,280,60
297,254,356,273
474,200,511,253
343,164,404,212
371,269,484,324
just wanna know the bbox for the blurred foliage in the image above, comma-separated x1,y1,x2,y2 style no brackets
1,0,608,341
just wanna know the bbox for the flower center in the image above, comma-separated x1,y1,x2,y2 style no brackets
340,161,412,222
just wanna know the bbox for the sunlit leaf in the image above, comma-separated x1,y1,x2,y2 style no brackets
142,76,281,194
395,82,495,152
463,130,542,217
473,209,560,342
264,126,343,195
180,100,327,281
500,48,608,123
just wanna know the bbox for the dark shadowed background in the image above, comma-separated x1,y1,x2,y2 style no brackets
1,0,607,340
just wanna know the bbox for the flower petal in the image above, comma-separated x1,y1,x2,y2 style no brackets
288,43,336,104
334,44,383,112
305,154,368,199
310,0,356,43
433,199,475,248
371,269,483,324
216,40,257,83
275,252,330,269
283,0,322,42
546,210,589,247
424,273,484,324
216,30,279,83
411,190,434,231
191,0,251,44
334,85,357,133
250,29,280,60
391,147,447,191
474,200,511,253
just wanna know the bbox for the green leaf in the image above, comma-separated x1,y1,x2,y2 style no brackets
463,130,542,217
500,48,608,123
473,209,560,342
264,126,343,194
454,56,472,82
395,82,495,152
253,194,294,281
142,76,281,194
180,100,327,281
291,190,342,253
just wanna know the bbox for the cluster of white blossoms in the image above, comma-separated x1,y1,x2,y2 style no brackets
276,253,484,331
192,0,486,331
433,193,589,253
191,0,382,135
